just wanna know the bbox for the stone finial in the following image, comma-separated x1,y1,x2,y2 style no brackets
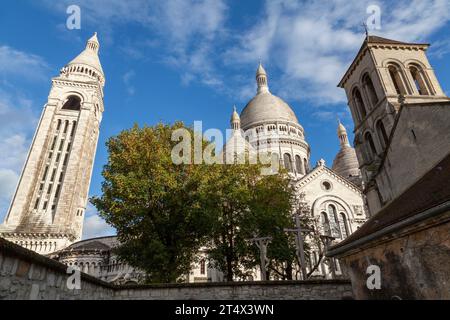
256,62,269,94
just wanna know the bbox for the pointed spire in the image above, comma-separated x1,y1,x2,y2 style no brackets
256,62,269,94
337,119,350,147
65,32,104,81
231,105,241,131
86,32,100,54
256,61,266,76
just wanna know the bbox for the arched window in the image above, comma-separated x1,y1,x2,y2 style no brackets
70,121,77,137
304,158,309,174
365,132,377,157
283,153,293,172
376,120,389,148
63,120,69,134
339,213,350,238
409,65,430,95
328,205,342,239
295,155,303,174
200,259,206,275
352,88,367,121
388,65,407,95
62,96,81,111
362,73,379,107
321,212,331,236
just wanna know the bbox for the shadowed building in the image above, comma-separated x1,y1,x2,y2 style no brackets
328,35,450,299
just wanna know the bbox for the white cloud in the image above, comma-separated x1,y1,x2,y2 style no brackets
82,204,116,239
0,89,39,220
0,44,49,220
225,0,450,105
123,70,136,96
42,0,450,108
0,46,49,81
0,169,18,221
429,38,450,58
43,0,228,89
0,169,18,200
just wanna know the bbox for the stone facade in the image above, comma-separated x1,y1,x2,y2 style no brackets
328,35,450,300
51,236,145,284
0,238,353,300
372,102,450,208
338,35,450,216
329,207,450,300
219,65,368,280
0,34,105,254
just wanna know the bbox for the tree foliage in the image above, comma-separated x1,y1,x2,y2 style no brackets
91,123,216,283
92,122,325,283
203,163,296,281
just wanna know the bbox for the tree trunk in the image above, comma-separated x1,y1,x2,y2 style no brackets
286,262,293,280
226,254,234,282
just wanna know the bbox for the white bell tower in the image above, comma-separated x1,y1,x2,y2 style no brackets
0,33,105,254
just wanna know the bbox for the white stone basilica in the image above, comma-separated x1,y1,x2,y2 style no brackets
0,34,369,284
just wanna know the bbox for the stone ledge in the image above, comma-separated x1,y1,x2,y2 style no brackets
1,237,352,300
121,279,351,290
0,237,114,289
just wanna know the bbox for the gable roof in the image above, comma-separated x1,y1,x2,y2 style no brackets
365,35,429,46
295,164,363,195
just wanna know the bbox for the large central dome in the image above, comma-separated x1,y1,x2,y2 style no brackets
240,63,299,130
232,63,310,178
241,92,299,129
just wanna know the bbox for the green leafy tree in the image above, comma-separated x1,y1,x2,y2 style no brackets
206,163,296,281
91,123,217,283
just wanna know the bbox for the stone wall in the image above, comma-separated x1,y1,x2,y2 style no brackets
376,103,450,206
0,238,353,300
0,237,114,300
334,212,450,300
115,280,353,300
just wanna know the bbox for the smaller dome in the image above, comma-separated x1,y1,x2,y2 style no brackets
332,121,362,186
332,146,361,184
231,106,240,122
338,122,347,135
221,130,255,164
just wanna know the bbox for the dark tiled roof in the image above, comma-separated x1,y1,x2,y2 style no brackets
366,35,429,46
61,236,118,252
69,240,111,251
329,152,450,251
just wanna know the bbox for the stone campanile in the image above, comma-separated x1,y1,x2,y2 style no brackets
0,33,105,254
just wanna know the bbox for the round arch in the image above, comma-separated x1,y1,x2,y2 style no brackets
60,91,86,111
311,195,356,220
381,57,406,68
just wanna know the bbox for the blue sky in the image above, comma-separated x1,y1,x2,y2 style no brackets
1,0,449,238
